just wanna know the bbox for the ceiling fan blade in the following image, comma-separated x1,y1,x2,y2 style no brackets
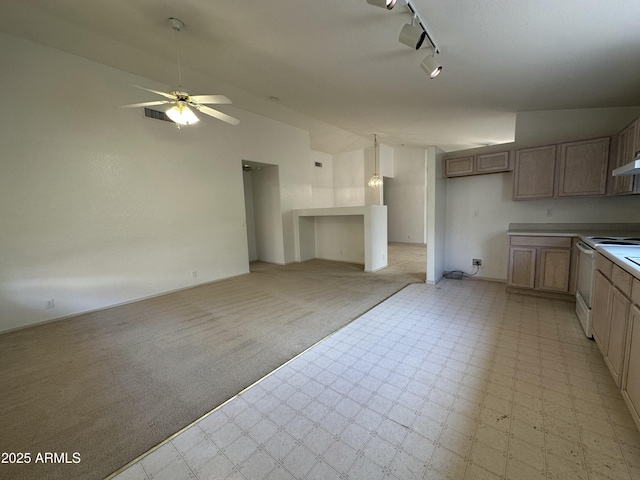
189,94,232,105
196,105,240,126
132,85,176,100
121,100,170,108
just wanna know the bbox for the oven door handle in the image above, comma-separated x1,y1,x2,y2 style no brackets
577,241,595,255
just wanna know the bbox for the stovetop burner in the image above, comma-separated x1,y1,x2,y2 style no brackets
583,236,640,248
598,240,639,245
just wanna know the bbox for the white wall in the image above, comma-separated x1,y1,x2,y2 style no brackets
386,148,427,244
251,166,285,264
243,171,258,262
314,216,365,264
333,150,365,206
427,147,447,284
311,151,334,208
0,33,318,332
444,172,640,281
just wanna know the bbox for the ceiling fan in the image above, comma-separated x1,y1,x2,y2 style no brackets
123,17,239,127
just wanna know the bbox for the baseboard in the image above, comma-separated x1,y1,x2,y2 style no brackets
506,286,576,302
0,270,252,335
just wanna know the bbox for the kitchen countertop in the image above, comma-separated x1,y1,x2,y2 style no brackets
598,245,640,279
508,222,640,238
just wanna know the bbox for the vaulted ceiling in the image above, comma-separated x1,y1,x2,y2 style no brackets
2,0,640,153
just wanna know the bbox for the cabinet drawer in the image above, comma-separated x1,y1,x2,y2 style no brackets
509,236,572,248
597,254,613,278
612,265,633,297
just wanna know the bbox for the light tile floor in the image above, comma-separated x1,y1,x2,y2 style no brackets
112,279,640,480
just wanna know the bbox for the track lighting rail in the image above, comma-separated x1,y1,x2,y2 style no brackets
404,0,439,53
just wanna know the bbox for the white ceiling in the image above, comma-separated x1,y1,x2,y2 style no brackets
2,0,640,154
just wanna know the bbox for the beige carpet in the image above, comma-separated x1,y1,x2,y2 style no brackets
0,243,425,480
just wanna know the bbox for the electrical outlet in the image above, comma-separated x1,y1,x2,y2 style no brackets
192,270,198,278
45,298,55,309
546,208,553,217
472,258,482,267
472,210,478,218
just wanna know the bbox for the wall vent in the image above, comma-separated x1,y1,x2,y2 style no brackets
314,162,323,168
144,107,174,123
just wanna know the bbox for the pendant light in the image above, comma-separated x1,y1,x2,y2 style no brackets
368,134,383,188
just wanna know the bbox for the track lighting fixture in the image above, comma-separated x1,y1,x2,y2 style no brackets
399,16,426,50
366,0,397,10
421,53,442,79
365,0,444,78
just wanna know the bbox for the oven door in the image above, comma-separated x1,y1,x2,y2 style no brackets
576,241,595,307
575,241,596,338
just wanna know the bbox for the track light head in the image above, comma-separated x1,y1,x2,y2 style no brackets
421,54,442,79
399,22,426,50
366,0,397,10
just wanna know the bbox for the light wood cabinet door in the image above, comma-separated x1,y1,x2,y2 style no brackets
476,151,510,174
615,125,636,195
592,270,613,355
635,117,640,158
622,305,640,431
538,248,571,292
557,137,610,197
607,287,630,386
445,156,474,177
513,145,557,199
508,247,536,289
629,120,638,160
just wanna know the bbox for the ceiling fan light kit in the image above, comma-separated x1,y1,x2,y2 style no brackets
122,17,239,127
166,101,199,125
366,0,442,78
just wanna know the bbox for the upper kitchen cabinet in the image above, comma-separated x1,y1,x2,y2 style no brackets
557,137,610,197
513,137,611,200
444,151,510,178
476,151,511,174
444,156,474,177
613,118,640,195
513,145,556,199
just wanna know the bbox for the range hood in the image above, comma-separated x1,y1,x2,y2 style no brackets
613,156,640,176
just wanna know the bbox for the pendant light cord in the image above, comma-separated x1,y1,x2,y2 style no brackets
374,134,378,175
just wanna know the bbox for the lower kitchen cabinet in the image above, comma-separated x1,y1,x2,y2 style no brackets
507,236,573,296
592,270,613,354
623,305,640,430
538,248,571,291
592,254,633,387
608,288,631,385
507,247,535,288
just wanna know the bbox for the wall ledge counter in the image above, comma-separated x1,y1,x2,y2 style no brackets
293,206,388,273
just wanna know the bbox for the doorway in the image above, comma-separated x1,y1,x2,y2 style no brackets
241,160,284,265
